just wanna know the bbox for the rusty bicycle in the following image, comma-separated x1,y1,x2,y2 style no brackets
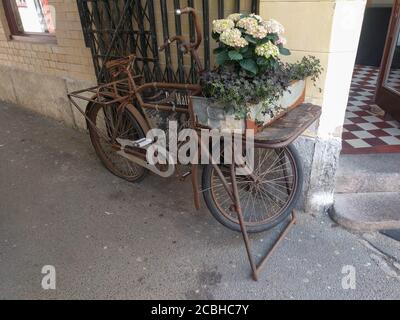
68,7,321,280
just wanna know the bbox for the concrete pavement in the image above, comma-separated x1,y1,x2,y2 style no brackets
0,102,399,300
331,153,400,232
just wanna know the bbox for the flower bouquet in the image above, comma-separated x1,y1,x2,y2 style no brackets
192,13,322,132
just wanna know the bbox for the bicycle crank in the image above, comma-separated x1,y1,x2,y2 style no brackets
116,138,175,178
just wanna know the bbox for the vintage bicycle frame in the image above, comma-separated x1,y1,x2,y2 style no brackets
68,7,322,281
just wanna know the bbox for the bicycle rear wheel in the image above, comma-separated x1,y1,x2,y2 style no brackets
86,102,148,183
202,144,303,233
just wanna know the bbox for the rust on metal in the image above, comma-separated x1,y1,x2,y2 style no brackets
67,7,322,282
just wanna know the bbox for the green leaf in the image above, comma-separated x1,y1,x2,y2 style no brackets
279,47,291,56
212,32,220,40
213,47,226,54
244,35,257,44
216,51,229,65
259,34,278,45
239,46,249,54
228,50,243,61
240,59,258,75
242,48,254,59
258,38,270,45
256,57,268,66
270,34,279,42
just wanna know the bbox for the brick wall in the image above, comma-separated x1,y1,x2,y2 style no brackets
0,0,255,128
0,0,255,84
0,0,96,82
0,0,96,128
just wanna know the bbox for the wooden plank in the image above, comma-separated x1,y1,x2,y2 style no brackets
254,104,322,144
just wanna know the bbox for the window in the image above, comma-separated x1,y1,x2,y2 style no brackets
2,0,56,43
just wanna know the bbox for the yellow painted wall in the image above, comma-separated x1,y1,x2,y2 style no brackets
259,0,334,106
259,0,367,138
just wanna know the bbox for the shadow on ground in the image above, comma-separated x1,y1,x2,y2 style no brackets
0,102,399,299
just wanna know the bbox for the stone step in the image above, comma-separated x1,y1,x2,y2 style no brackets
330,192,400,232
335,154,400,193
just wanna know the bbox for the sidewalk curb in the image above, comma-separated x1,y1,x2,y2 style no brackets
330,207,400,232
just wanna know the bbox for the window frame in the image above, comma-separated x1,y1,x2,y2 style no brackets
2,0,56,44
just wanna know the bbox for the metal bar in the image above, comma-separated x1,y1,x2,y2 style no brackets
173,0,185,83
160,0,175,82
187,0,197,83
191,164,201,210
93,54,157,62
142,103,189,113
109,0,126,56
252,0,260,14
235,0,241,13
123,0,137,55
202,0,210,71
77,0,101,76
91,0,109,79
230,162,258,281
135,0,152,82
67,95,125,143
101,0,116,55
97,0,134,81
76,0,90,47
188,97,201,209
218,0,224,19
147,0,163,82
254,213,296,279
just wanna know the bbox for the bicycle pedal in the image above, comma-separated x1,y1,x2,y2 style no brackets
117,138,154,149
180,171,192,181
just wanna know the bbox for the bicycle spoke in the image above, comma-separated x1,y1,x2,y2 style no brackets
207,146,299,229
91,104,146,180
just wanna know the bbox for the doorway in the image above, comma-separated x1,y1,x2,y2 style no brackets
342,0,400,154
332,0,400,232
376,0,400,122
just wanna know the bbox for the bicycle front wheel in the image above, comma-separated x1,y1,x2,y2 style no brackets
202,144,303,233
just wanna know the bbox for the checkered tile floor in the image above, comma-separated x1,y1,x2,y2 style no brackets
342,65,400,154
387,68,400,93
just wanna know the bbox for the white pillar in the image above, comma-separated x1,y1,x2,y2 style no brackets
259,0,367,213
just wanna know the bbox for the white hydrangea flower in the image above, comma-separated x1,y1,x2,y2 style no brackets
263,19,285,35
247,25,269,39
249,14,263,23
220,28,248,48
255,41,280,59
236,17,259,32
212,19,235,34
276,36,287,45
227,13,242,22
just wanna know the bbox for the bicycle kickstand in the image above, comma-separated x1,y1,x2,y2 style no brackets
229,164,297,281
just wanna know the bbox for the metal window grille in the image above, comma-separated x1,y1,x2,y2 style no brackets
77,0,259,83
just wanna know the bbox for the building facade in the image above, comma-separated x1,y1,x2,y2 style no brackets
0,0,369,214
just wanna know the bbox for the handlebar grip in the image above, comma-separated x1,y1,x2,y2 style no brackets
176,8,191,15
158,39,171,52
175,7,202,50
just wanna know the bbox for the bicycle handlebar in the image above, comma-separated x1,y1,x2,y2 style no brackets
105,54,136,79
158,7,202,52
176,7,202,50
159,36,188,53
